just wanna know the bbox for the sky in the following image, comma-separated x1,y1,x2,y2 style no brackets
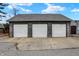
0,3,79,23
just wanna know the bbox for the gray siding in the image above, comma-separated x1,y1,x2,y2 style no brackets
47,23,52,37
66,22,71,37
9,23,13,37
28,23,32,37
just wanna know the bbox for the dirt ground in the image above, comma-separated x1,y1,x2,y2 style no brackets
0,33,79,50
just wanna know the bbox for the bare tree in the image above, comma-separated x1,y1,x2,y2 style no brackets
0,3,9,21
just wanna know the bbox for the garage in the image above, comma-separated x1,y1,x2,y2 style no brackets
32,24,47,38
52,24,66,37
9,14,71,37
13,24,28,37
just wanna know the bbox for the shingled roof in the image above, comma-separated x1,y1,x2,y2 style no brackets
9,14,72,22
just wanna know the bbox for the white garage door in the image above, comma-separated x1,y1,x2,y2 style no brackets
32,24,47,38
52,24,66,37
14,24,28,37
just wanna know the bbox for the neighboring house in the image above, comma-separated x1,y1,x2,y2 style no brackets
0,23,5,33
70,20,79,35
4,23,9,33
9,14,71,38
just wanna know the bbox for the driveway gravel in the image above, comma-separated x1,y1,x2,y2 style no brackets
0,37,79,55
0,48,79,56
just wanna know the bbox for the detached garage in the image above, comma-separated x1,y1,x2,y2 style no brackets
9,14,71,38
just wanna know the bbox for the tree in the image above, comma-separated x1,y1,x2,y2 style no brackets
0,3,9,21
0,3,9,33
0,3,9,14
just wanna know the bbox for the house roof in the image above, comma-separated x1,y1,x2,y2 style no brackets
9,14,72,22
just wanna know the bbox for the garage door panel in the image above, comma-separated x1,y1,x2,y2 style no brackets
14,24,28,37
33,24,47,38
52,24,66,37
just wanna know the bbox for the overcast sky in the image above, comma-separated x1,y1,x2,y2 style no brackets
0,3,79,23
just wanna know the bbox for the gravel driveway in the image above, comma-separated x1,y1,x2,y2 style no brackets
0,37,79,50
0,48,79,56
0,37,79,56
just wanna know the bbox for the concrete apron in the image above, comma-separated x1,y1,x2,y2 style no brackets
0,37,79,50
